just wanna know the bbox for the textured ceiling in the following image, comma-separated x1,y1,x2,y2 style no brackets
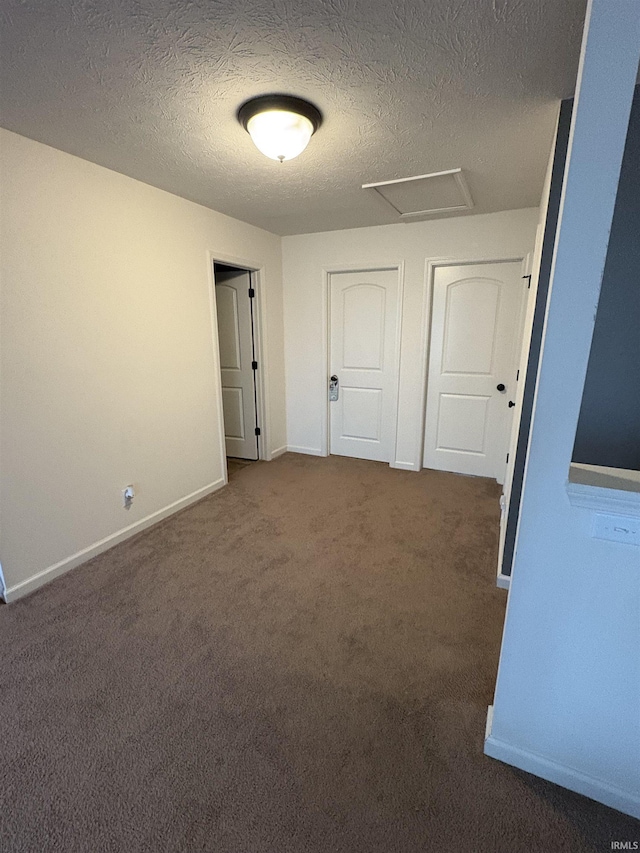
0,0,587,235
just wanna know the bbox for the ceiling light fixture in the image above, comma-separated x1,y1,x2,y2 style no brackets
238,94,322,163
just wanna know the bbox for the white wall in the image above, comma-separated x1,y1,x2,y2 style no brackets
486,0,640,819
0,129,286,600
282,209,538,468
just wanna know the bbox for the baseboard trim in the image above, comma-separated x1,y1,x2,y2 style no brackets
287,445,325,457
484,730,640,819
391,460,420,472
496,573,511,590
2,477,227,603
485,705,494,740
269,445,288,460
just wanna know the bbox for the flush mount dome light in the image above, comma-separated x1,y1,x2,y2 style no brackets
238,94,322,162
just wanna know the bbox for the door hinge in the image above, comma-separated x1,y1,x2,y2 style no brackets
252,360,258,370
248,287,255,298
255,427,261,436
523,274,532,289
506,453,509,464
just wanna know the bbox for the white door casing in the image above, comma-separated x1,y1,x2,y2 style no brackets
423,261,527,483
503,252,535,503
498,249,537,571
215,268,258,460
329,268,401,462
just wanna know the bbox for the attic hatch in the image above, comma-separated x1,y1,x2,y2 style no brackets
362,168,473,218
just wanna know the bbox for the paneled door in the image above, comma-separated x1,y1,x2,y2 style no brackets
215,268,259,460
423,261,526,483
329,268,400,462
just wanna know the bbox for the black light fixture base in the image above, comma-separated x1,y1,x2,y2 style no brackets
237,94,322,133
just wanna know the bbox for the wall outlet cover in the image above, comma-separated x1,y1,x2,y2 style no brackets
592,513,640,546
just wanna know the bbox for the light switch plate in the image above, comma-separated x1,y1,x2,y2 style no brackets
592,513,640,546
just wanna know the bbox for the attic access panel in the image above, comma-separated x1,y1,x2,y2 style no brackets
363,168,473,218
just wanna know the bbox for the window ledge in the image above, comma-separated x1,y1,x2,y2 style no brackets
567,463,640,517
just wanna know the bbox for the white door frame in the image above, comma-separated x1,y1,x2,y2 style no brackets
419,255,528,474
207,251,271,480
321,262,405,462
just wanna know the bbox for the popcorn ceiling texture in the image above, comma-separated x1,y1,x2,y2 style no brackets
0,0,586,235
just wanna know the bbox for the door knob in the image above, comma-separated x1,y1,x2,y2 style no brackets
329,375,339,402
508,400,515,408
496,383,505,392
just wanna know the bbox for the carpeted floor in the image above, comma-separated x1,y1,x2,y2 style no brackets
226,456,256,481
1,453,637,852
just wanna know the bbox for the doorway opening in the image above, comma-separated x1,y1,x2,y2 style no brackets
213,262,262,474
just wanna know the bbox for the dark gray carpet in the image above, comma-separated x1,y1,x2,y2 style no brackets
0,453,637,852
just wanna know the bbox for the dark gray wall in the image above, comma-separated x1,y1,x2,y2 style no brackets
573,87,640,471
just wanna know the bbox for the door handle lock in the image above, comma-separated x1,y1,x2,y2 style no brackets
329,375,339,402
508,400,515,408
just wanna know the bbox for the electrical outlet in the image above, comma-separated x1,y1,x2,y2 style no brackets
592,513,640,546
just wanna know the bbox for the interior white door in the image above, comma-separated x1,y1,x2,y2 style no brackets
215,269,258,460
329,269,400,462
423,261,527,483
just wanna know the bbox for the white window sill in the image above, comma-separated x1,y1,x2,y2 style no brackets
567,463,640,517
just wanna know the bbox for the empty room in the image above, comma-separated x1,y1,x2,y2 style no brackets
1,0,639,851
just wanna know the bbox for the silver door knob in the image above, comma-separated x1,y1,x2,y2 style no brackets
329,375,339,401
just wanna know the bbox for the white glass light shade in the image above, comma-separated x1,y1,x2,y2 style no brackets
246,109,314,162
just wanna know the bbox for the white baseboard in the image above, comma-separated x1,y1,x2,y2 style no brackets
287,445,325,457
391,460,420,471
269,445,288,460
496,573,511,590
485,704,494,740
2,477,226,603
484,726,640,819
